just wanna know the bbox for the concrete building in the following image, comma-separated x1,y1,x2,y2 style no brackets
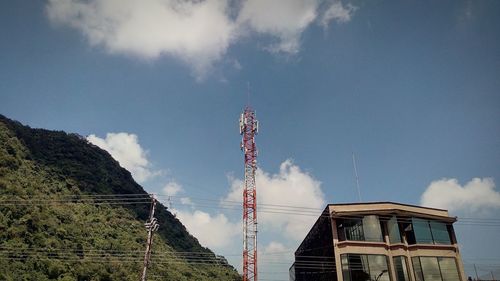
290,202,466,281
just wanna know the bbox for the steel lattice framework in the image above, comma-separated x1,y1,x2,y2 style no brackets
239,107,259,281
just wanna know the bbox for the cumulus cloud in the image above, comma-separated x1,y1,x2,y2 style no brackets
46,0,357,77
175,209,240,249
87,133,161,183
421,178,500,215
224,159,325,240
237,0,318,54
47,0,235,78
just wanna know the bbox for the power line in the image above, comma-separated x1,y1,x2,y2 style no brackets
2,194,500,227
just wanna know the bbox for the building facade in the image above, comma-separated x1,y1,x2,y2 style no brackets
290,202,466,281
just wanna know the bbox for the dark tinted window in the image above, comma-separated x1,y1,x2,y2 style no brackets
409,218,452,245
345,219,365,241
430,222,451,245
412,218,433,244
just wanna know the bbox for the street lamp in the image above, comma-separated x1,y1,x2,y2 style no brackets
375,270,388,281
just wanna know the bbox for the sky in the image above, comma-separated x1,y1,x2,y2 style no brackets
1,0,500,279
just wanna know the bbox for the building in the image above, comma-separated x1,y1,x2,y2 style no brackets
290,202,466,281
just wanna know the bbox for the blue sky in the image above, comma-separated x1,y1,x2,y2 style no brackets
1,0,500,279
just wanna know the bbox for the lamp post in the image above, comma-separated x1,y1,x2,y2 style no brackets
375,270,388,281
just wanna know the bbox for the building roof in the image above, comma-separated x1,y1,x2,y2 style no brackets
328,201,447,211
328,201,455,222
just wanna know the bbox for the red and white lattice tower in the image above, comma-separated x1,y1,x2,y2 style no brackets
239,106,259,281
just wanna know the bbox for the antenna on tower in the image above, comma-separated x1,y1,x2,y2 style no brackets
352,151,362,202
247,82,251,106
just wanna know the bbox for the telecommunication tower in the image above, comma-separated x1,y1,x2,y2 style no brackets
239,107,259,281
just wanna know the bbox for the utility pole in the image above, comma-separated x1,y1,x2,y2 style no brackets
240,106,259,281
140,195,159,281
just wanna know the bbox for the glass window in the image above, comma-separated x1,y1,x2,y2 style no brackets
412,257,425,281
368,255,390,281
438,258,460,281
338,216,383,242
342,254,390,281
412,257,461,281
364,215,383,242
430,222,451,245
393,256,410,281
344,219,365,241
342,255,351,281
420,257,442,281
388,216,402,244
412,218,433,244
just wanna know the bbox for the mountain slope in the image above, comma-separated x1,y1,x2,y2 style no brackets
0,114,240,281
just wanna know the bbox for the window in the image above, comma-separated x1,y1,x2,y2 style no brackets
429,222,451,245
412,256,424,281
338,216,383,242
393,256,410,281
438,258,460,281
341,254,391,281
412,257,461,281
420,256,442,281
412,218,434,244
388,216,402,244
363,216,383,242
409,219,452,245
343,219,365,241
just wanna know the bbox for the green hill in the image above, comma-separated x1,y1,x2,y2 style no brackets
0,114,241,281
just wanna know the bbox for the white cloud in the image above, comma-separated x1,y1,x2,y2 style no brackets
224,159,325,240
46,0,357,77
420,178,500,215
237,0,319,54
47,0,235,78
163,181,183,196
87,133,160,183
320,1,357,28
175,209,240,249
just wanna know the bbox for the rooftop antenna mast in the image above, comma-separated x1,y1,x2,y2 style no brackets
239,103,259,281
247,82,251,106
352,151,362,202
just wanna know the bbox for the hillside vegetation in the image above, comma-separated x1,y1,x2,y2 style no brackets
0,115,240,281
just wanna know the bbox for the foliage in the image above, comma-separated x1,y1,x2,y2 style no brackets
0,115,241,281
